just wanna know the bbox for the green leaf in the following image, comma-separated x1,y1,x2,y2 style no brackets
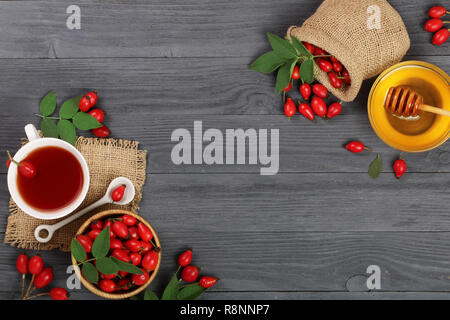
144,289,160,300
110,256,143,274
71,238,87,262
96,257,119,275
369,154,383,179
267,32,297,59
177,284,206,300
73,94,83,106
92,227,110,258
249,51,288,74
40,91,57,116
161,274,180,300
57,119,77,146
41,118,58,138
59,98,79,119
290,36,313,57
72,112,102,130
129,295,142,300
300,58,314,84
82,262,99,284
275,59,296,94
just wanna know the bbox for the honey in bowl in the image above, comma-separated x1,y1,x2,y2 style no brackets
17,146,84,211
368,61,450,152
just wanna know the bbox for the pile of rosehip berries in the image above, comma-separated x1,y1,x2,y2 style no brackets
78,90,110,138
283,43,349,121
16,253,68,300
77,213,159,294
424,6,449,45
177,248,219,289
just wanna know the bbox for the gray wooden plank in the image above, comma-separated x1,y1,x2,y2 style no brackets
1,172,450,233
0,1,446,58
3,230,450,297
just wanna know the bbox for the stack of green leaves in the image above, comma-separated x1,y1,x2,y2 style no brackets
71,227,143,285
249,33,315,93
38,91,102,145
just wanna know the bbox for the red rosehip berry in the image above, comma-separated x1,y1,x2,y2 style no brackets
131,269,149,286
284,98,296,118
199,276,219,288
28,255,44,275
142,251,159,271
313,47,328,56
299,83,311,101
34,267,53,288
137,223,153,242
112,221,128,238
302,42,315,55
316,58,332,73
92,125,110,138
432,28,450,45
122,214,137,226
130,252,142,266
291,65,300,80
111,185,126,202
424,18,445,32
16,253,28,275
345,141,367,153
99,279,116,293
328,72,342,89
79,91,98,112
428,6,448,19
393,157,407,179
76,235,93,253
110,238,123,250
49,287,69,300
181,265,199,282
88,108,105,123
312,84,328,98
298,102,315,121
91,220,103,230
341,69,351,85
282,82,292,92
310,97,327,118
327,102,343,119
178,249,193,267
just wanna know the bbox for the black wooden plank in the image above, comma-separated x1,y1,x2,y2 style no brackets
0,1,446,58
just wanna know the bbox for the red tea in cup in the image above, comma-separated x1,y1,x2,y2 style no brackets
17,146,84,211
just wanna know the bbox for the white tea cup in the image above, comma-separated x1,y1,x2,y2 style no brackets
7,124,90,220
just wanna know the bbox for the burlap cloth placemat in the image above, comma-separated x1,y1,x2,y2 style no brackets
4,136,147,252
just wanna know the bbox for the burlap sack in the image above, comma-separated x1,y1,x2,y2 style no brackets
4,136,147,252
287,0,410,102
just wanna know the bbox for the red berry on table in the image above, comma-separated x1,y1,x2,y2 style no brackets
345,141,366,153
327,102,343,119
112,221,129,238
425,18,445,32
181,265,199,282
314,47,328,56
92,125,110,138
76,235,93,253
125,239,142,252
16,253,28,275
142,251,159,271
137,223,153,242
199,276,219,288
88,229,101,240
302,42,315,55
6,159,11,168
111,184,126,202
291,65,300,80
341,69,351,85
49,288,69,300
332,60,343,73
311,97,327,118
316,58,332,73
432,28,450,45
284,98,296,118
112,249,131,263
99,279,116,293
393,157,407,179
130,252,142,266
34,267,53,288
178,249,193,267
428,6,448,18
110,238,123,250
299,83,311,101
122,214,137,226
79,91,98,112
28,255,43,275
131,269,149,286
91,220,103,230
88,108,105,123
312,84,328,98
298,102,315,121
282,82,292,92
328,72,343,89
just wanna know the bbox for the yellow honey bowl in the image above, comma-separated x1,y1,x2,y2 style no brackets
368,61,450,152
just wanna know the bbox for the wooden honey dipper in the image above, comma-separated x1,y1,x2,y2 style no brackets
384,86,450,118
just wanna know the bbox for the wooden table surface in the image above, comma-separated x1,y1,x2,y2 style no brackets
0,0,449,300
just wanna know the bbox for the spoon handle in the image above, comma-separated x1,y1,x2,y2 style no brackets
420,104,450,117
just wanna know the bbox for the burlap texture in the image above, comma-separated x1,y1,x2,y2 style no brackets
4,136,147,252
287,0,410,102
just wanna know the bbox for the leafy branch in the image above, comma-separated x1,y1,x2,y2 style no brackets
249,33,320,93
37,91,102,146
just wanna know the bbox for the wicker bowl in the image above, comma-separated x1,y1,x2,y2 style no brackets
71,209,161,299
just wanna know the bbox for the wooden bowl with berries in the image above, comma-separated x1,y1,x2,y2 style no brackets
71,209,161,299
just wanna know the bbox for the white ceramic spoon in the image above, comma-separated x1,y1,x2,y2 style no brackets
34,177,136,243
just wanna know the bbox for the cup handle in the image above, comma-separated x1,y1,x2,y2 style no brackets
25,124,40,141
